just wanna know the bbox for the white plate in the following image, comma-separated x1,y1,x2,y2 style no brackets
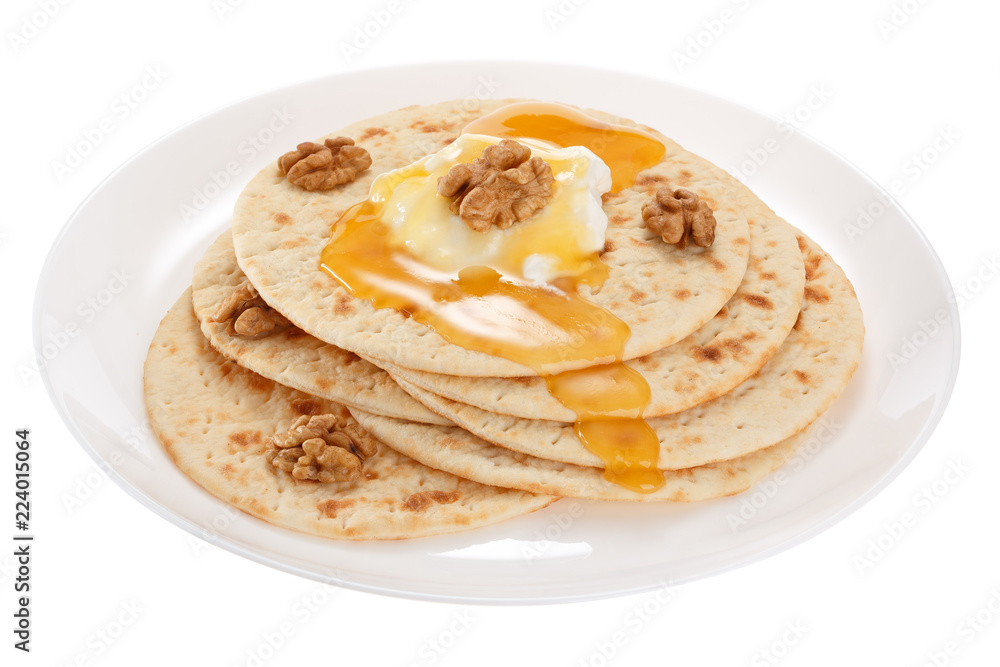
34,61,960,603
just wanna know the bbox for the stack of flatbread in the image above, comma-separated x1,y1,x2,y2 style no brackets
144,99,863,540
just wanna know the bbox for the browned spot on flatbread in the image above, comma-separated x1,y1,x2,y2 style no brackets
796,236,808,253
219,463,235,479
245,498,269,516
735,236,750,246
273,212,292,226
278,237,306,250
228,430,262,450
680,169,693,179
610,214,628,226
317,498,357,518
722,338,747,358
359,127,388,140
402,490,460,512
792,370,811,385
708,258,726,272
743,294,774,309
804,254,823,280
693,345,722,362
760,272,777,281
793,311,804,330
363,470,379,480
283,326,307,340
334,294,355,315
248,372,272,392
411,119,455,133
603,239,615,253
291,398,322,416
441,136,456,145
804,286,830,303
635,174,668,186
630,291,647,303
674,289,691,300
714,305,730,319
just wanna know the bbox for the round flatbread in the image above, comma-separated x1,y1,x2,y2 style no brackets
191,230,449,425
377,210,805,420
230,98,751,376
352,409,810,502
144,290,555,540
389,233,863,470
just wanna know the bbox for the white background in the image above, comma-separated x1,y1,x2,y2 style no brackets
2,0,998,665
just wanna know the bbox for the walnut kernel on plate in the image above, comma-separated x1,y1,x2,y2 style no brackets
277,137,372,191
265,413,379,483
642,187,717,249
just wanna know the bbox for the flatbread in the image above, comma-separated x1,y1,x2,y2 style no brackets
144,290,555,540
389,233,863,470
376,210,806,420
352,409,810,502
191,230,449,425
230,98,751,377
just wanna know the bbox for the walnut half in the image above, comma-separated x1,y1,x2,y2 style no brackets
641,187,717,249
265,413,379,484
208,280,291,339
437,139,555,232
277,137,372,191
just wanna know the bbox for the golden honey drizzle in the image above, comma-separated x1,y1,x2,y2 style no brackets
321,102,667,492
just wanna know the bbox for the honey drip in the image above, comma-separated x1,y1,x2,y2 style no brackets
321,102,667,492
